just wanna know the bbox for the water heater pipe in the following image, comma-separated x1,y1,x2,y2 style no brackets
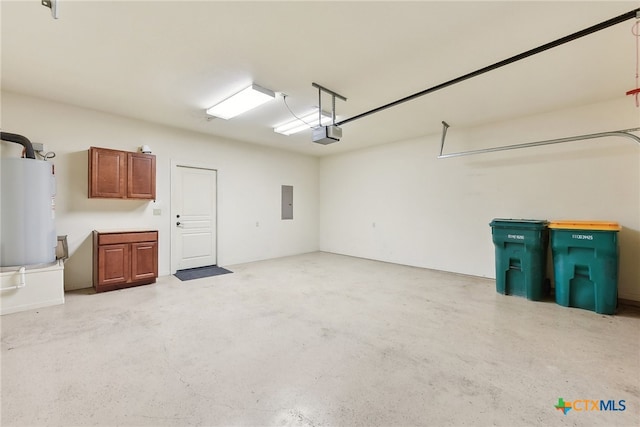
0,132,36,159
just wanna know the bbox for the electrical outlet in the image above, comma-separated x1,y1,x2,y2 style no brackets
32,142,44,152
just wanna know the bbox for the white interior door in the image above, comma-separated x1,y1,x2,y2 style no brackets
171,164,217,271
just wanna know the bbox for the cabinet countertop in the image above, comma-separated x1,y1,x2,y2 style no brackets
93,229,158,234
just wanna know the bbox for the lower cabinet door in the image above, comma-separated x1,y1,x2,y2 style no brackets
98,244,130,286
131,241,158,282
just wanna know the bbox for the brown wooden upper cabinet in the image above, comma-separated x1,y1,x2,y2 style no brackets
89,147,156,199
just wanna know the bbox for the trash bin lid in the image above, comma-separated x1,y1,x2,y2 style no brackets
490,219,548,229
548,220,621,231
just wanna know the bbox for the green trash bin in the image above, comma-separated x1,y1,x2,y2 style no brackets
549,220,621,315
489,219,549,301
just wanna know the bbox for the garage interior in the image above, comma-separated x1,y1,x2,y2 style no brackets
1,1,639,426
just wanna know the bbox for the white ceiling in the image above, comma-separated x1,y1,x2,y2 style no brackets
2,1,638,156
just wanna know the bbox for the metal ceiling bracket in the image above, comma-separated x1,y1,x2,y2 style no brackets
439,121,450,157
312,83,347,126
437,124,640,159
41,0,59,19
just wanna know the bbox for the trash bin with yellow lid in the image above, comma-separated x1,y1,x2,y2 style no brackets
549,220,621,315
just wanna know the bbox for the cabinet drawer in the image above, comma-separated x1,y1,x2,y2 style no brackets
98,232,158,245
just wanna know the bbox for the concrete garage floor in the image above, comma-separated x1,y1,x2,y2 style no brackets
1,252,639,426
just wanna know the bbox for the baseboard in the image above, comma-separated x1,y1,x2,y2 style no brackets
1,297,65,316
619,298,640,308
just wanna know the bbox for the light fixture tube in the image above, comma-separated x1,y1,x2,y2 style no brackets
274,110,333,136
206,84,275,120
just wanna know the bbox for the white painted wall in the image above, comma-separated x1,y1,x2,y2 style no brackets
1,91,319,290
3,91,638,302
319,98,640,301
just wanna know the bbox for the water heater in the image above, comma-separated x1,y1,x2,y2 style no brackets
1,158,57,267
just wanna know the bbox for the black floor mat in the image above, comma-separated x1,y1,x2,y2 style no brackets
174,265,233,281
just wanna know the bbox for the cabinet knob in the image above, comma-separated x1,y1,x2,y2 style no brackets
176,214,180,218
176,222,182,227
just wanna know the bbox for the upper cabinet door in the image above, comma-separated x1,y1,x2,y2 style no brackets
127,152,156,199
89,147,126,198
88,147,156,199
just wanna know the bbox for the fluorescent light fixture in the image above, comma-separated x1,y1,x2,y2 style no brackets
274,110,333,136
206,84,275,119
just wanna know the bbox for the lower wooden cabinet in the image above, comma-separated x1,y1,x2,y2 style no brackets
93,230,158,292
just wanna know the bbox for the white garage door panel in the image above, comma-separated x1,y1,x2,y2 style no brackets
182,232,214,259
183,173,214,215
180,220,212,229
